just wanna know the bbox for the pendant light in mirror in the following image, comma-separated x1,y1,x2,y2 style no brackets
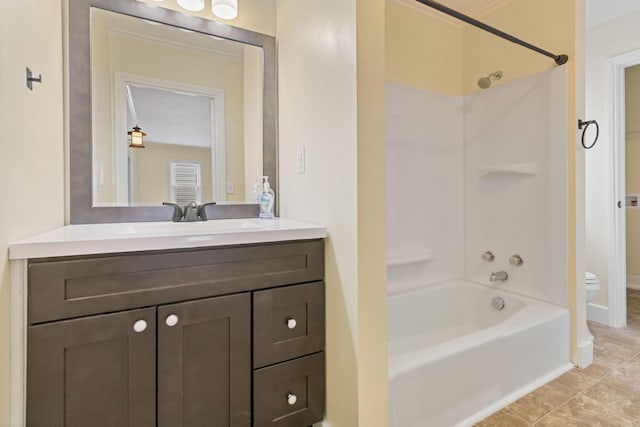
177,0,205,12
128,125,147,148
212,0,238,20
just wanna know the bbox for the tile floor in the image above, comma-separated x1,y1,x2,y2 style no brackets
476,289,640,426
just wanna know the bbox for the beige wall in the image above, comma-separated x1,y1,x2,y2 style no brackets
461,1,576,94
626,65,640,275
355,0,388,424
385,0,461,95
130,142,212,205
0,1,65,425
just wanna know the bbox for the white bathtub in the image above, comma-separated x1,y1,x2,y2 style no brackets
388,280,571,427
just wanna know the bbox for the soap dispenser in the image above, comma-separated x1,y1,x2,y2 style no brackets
259,176,275,219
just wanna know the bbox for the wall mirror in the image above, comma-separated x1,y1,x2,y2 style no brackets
69,0,277,223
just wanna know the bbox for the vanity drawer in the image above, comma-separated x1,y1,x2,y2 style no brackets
253,281,325,368
253,352,325,427
28,240,324,324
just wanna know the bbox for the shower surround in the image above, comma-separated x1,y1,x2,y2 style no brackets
386,67,568,305
386,68,569,426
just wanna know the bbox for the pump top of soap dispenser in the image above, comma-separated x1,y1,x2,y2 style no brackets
263,176,272,192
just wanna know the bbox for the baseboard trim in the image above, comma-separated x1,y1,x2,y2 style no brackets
628,275,640,290
574,339,594,368
587,302,609,325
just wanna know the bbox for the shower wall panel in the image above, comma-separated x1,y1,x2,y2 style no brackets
385,82,464,294
464,67,568,306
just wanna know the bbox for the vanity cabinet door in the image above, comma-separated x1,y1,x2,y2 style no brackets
157,293,251,427
27,308,156,427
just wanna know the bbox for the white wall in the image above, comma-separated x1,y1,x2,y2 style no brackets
277,0,388,424
385,82,464,293
585,9,640,308
0,1,65,425
277,2,360,425
465,68,568,306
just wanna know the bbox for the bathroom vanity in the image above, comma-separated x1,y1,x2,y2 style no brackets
10,219,327,426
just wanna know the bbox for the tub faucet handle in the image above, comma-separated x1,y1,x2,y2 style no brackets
481,251,495,262
490,271,508,282
509,254,524,267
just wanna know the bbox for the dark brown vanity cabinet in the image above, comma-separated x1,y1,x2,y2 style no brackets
25,240,325,427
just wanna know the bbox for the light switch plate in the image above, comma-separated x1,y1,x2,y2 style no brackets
296,145,306,174
226,182,235,194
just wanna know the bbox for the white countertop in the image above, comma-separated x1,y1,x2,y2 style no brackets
9,218,327,260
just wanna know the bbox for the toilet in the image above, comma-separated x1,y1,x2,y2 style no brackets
585,271,601,303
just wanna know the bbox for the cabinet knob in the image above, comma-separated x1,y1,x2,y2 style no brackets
165,314,179,327
286,317,297,330
133,319,147,333
287,393,297,406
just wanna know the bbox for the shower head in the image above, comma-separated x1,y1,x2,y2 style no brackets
477,71,503,89
477,77,492,89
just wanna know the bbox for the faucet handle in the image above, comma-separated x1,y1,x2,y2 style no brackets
509,254,524,267
197,202,217,221
163,202,184,222
481,251,495,262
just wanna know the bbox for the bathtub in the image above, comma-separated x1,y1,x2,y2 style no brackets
388,280,571,427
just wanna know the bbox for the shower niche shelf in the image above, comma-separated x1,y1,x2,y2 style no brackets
478,163,539,177
387,252,433,267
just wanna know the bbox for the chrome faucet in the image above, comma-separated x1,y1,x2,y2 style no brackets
490,271,509,282
163,201,217,222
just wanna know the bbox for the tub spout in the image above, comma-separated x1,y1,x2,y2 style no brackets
490,271,508,282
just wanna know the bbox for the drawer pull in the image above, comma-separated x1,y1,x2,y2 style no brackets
286,317,297,330
165,314,179,327
287,393,297,406
133,319,147,333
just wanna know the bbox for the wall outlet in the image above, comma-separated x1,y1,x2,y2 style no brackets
296,145,306,174
226,181,235,194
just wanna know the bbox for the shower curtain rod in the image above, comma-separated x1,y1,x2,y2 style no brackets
415,0,569,65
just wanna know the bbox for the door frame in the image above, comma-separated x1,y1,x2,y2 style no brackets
607,49,640,327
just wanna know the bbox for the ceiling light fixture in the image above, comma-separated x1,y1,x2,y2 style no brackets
212,0,238,20
177,0,205,12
